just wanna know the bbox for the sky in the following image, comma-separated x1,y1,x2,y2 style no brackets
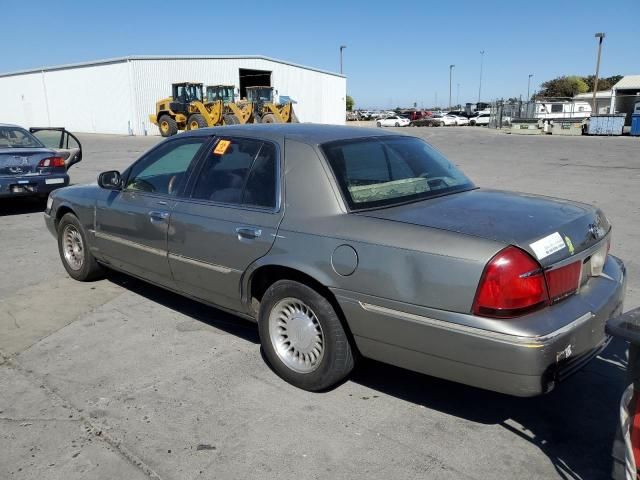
2,0,638,109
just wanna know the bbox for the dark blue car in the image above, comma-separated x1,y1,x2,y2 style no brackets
0,124,82,199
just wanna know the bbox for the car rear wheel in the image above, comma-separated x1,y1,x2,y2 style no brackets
158,115,178,137
57,213,105,281
258,280,354,391
470,120,476,126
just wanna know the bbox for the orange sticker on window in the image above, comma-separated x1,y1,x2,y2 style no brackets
214,139,231,155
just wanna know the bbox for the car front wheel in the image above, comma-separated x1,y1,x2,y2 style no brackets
258,280,354,391
376,122,382,127
57,213,105,281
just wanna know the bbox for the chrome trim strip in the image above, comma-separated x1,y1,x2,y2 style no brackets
358,301,594,348
167,253,239,274
94,231,167,257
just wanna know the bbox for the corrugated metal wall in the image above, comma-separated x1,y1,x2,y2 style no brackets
0,57,346,135
0,62,132,134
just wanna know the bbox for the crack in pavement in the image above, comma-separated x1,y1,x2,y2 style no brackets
2,357,165,480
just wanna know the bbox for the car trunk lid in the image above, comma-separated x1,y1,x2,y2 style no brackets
0,150,53,175
357,189,609,268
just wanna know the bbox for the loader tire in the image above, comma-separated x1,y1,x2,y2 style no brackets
262,114,277,124
223,114,240,125
158,115,178,137
188,114,207,130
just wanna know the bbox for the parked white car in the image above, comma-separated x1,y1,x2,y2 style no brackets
377,116,411,127
431,115,458,127
469,113,491,126
448,114,469,126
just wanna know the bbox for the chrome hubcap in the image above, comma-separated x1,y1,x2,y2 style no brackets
268,298,324,373
62,225,84,271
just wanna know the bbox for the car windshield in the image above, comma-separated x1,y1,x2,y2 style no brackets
322,136,474,210
0,126,44,148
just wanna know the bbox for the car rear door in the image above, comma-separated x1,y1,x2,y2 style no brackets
94,135,208,287
29,128,82,170
167,136,283,312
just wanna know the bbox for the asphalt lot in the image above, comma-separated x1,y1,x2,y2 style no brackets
1,125,638,479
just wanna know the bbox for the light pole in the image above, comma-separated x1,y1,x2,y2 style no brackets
592,33,605,114
527,74,533,100
456,83,460,108
449,64,455,110
478,50,484,103
339,45,346,74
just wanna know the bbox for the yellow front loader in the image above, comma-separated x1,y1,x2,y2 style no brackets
150,82,230,136
245,87,298,124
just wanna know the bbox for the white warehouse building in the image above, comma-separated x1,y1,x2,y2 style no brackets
0,55,347,135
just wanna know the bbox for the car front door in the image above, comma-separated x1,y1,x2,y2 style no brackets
94,136,208,287
168,136,283,312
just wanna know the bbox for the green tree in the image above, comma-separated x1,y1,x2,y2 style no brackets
539,76,589,97
584,75,623,91
346,95,354,111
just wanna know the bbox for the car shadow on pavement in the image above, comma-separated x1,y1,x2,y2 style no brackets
351,338,628,480
105,271,260,345
0,197,47,216
104,270,627,480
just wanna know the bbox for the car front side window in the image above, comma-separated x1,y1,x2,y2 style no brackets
125,137,207,196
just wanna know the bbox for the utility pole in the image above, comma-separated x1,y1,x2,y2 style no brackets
339,45,347,74
478,51,484,104
449,64,455,110
527,74,533,100
592,33,605,114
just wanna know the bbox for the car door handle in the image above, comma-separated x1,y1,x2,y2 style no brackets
236,227,262,240
148,211,169,222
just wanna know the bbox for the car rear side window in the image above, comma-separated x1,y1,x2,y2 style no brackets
322,136,474,210
191,138,278,209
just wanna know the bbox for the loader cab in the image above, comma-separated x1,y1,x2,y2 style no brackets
206,85,235,104
170,82,203,113
246,86,274,104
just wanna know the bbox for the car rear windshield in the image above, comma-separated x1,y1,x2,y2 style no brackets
0,127,44,148
322,136,474,210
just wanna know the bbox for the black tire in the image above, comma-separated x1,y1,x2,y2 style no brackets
158,115,178,137
376,121,382,127
439,121,445,127
57,213,105,281
262,113,277,124
470,120,476,126
187,114,207,130
395,122,400,127
258,280,354,391
223,114,240,125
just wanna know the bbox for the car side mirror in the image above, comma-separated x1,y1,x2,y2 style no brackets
98,170,122,190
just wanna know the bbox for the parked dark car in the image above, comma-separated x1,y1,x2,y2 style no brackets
44,124,625,395
0,125,82,199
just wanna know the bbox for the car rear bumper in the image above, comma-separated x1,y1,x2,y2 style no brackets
0,173,68,198
333,255,626,397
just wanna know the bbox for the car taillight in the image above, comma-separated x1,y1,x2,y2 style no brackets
38,157,65,168
544,261,581,302
473,246,548,318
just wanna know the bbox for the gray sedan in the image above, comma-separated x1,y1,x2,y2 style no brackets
44,124,626,396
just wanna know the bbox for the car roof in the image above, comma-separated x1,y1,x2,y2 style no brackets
0,123,21,128
181,123,402,145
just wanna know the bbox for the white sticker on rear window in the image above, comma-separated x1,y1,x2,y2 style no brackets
530,232,566,260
